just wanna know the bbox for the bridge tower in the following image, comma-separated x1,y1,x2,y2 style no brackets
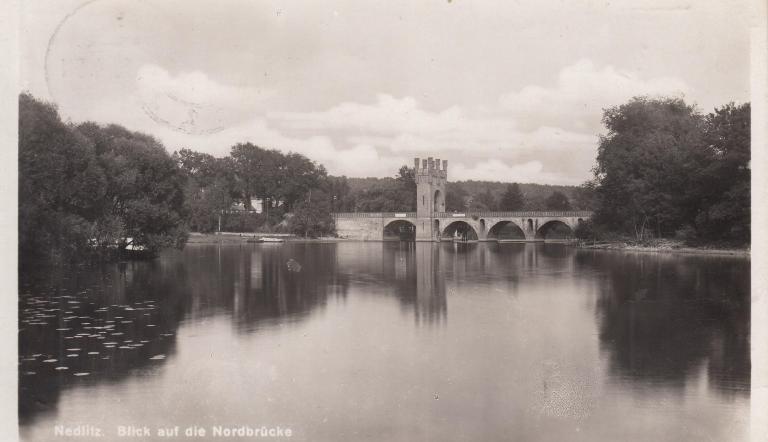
414,157,447,241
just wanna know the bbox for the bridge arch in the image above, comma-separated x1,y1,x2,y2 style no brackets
442,220,478,241
535,219,574,240
487,220,527,240
383,219,416,241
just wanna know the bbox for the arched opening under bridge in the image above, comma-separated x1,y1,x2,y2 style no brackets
384,220,416,241
442,221,478,241
487,221,527,240
535,220,574,240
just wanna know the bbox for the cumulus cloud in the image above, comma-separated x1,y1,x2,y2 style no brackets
499,59,690,132
270,94,594,156
270,94,467,135
451,159,574,185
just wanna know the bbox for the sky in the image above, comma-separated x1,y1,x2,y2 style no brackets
19,0,752,185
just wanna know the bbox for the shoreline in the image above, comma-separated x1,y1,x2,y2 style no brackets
186,232,340,244
576,241,749,257
187,233,750,257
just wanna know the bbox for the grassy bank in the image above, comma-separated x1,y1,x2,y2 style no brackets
576,239,749,257
186,232,341,244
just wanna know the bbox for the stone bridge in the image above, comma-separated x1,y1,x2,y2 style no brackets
332,156,591,242
333,211,592,241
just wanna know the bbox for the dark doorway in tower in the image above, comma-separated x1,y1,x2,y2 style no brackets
384,220,416,241
442,221,478,241
487,221,526,241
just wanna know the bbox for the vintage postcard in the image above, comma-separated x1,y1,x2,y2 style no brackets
4,0,767,441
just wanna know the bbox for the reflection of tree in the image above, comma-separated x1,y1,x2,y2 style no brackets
177,244,350,329
19,244,351,424
19,260,191,424
585,251,749,395
231,244,349,328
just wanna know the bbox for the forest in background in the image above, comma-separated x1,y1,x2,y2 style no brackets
344,177,589,212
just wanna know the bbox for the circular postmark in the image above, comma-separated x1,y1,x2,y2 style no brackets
43,0,257,135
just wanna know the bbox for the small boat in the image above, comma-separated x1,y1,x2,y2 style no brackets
260,237,284,243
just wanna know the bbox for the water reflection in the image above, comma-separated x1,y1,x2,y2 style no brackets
580,251,750,395
19,243,750,441
381,243,447,325
19,260,190,424
19,244,351,424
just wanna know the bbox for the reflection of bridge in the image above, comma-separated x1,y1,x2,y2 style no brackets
333,156,592,241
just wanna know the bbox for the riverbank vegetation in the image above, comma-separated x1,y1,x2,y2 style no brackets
19,94,188,266
575,97,750,249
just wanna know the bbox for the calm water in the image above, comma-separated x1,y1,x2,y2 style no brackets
19,243,750,441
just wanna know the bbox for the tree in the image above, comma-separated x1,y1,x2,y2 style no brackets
694,102,750,242
288,190,334,238
173,148,220,188
324,176,356,212
545,191,571,210
592,96,705,239
184,177,233,232
19,93,189,263
500,183,525,210
19,93,106,263
445,183,468,212
473,188,498,211
348,165,417,212
572,181,597,211
230,143,280,209
76,123,189,254
272,152,326,212
394,165,417,211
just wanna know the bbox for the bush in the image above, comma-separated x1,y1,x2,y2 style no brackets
674,225,698,244
574,220,597,241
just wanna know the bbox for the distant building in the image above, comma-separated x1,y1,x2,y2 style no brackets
230,198,263,213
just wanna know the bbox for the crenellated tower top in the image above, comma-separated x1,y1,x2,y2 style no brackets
414,156,447,218
414,157,448,181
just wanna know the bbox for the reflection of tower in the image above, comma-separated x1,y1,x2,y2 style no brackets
415,243,447,325
415,157,447,241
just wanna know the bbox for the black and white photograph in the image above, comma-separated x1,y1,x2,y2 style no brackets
3,0,767,440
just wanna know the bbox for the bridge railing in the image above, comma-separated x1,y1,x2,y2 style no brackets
332,211,592,218
434,211,593,218
332,212,417,218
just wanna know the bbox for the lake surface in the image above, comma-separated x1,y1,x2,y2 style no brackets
19,242,750,441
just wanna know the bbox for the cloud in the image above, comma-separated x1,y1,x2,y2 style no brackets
451,159,575,185
142,91,601,183
499,59,690,132
270,94,595,156
270,94,467,135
